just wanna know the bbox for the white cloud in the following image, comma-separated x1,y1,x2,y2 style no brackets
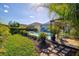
36,7,45,12
36,7,49,13
30,3,43,8
30,3,49,12
4,4,9,8
29,16,35,18
30,3,49,8
4,10,8,13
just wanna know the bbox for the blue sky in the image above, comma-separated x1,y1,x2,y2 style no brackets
0,3,59,25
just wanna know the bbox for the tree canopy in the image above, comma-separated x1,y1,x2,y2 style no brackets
48,3,79,38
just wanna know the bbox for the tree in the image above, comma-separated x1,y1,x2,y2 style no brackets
48,3,79,39
8,21,20,34
9,21,20,27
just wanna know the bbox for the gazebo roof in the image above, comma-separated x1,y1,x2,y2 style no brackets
50,17,63,22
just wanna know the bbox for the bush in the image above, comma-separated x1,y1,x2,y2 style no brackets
0,24,10,36
4,34,38,56
38,32,48,49
70,28,79,39
39,32,47,40
19,30,28,36
9,28,19,35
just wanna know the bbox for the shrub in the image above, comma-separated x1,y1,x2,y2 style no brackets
38,32,48,49
0,24,10,36
39,32,47,40
70,28,79,39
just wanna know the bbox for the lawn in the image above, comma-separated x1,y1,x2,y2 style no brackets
0,24,38,56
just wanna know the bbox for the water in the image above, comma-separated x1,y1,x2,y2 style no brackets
28,31,39,37
28,31,51,40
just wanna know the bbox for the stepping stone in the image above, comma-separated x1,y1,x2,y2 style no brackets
58,46,64,49
58,52,65,56
52,49,58,53
42,49,49,53
40,52,48,56
55,48,61,51
50,45,54,49
61,50,68,54
48,47,52,51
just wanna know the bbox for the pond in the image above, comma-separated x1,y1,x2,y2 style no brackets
28,31,51,40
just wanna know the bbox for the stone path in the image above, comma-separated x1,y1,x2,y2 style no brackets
39,42,78,56
29,37,79,56
40,45,58,56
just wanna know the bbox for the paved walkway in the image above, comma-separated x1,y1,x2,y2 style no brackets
28,36,79,56
38,41,78,56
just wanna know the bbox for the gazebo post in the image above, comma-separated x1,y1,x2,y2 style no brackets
50,19,56,42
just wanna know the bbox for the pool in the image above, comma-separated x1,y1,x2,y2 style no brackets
28,31,51,40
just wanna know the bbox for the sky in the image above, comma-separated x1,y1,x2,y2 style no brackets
0,3,59,25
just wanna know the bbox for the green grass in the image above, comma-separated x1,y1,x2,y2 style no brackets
4,34,38,56
0,24,38,56
0,24,10,36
